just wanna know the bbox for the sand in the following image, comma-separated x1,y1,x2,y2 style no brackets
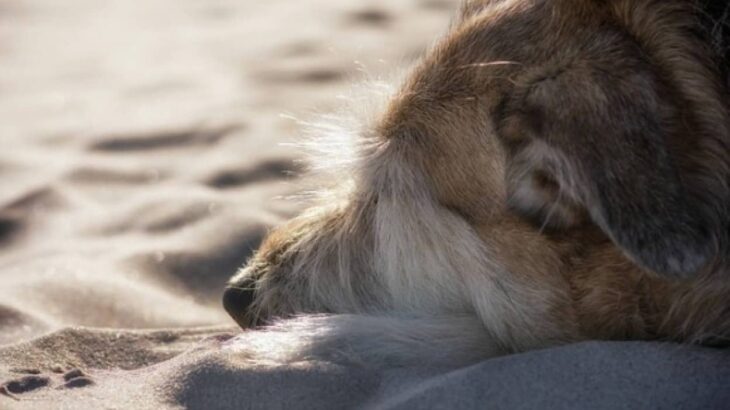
3,1,730,409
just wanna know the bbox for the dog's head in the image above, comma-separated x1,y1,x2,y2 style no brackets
225,0,729,328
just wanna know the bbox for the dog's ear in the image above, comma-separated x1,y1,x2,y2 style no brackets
498,62,719,278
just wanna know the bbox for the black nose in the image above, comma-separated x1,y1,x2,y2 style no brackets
222,279,256,329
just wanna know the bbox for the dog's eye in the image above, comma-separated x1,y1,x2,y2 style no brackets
531,170,559,192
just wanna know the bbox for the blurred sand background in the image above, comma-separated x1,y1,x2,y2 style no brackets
0,0,459,407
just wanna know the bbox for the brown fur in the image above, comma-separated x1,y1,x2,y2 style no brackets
225,0,730,358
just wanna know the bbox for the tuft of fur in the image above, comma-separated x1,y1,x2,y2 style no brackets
224,315,501,368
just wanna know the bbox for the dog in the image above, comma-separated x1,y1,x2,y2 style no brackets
223,0,730,367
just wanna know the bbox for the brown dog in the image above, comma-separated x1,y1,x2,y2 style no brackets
223,0,730,366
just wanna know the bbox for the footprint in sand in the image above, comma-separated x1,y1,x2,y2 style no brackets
347,9,393,27
1,368,94,399
256,67,346,85
131,227,267,300
58,369,94,390
65,167,163,185
0,375,50,398
0,216,21,247
0,186,67,249
88,125,240,153
205,158,299,189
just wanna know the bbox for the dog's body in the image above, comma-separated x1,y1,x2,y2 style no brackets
224,0,730,366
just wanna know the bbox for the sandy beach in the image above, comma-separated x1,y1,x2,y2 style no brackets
3,1,730,408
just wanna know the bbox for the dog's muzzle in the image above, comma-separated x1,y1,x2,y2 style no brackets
222,275,257,329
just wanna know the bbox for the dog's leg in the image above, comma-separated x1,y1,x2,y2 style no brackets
467,217,586,353
653,274,730,346
571,246,730,345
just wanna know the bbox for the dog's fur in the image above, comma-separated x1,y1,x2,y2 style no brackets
224,0,730,367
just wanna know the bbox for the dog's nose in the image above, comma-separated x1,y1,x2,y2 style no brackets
222,278,256,329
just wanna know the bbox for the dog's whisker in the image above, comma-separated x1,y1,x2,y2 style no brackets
458,61,522,69
538,188,563,234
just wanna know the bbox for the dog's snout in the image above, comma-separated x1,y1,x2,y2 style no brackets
223,277,256,329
